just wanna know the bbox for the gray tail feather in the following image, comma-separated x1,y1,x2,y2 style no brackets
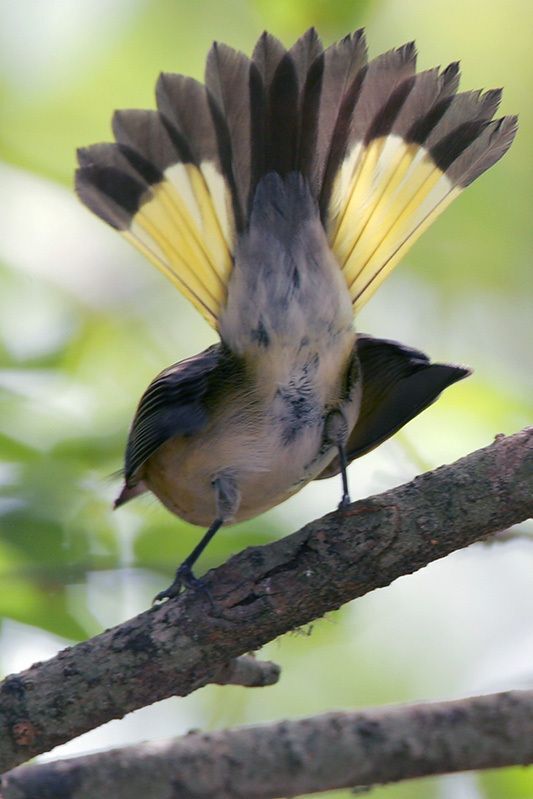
75,27,517,235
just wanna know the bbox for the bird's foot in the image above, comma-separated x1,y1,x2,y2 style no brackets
153,563,215,608
337,492,351,510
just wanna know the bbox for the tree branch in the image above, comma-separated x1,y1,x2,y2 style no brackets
4,689,533,798
0,428,531,772
211,654,280,687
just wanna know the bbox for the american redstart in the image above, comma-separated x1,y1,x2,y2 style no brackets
75,29,516,600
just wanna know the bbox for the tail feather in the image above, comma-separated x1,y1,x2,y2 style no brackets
421,88,502,148
113,109,194,169
303,30,368,201
75,28,517,327
155,72,237,247
155,73,221,167
348,42,418,144
288,26,323,88
265,51,300,177
329,77,515,309
205,42,256,225
451,114,518,186
78,110,232,323
252,31,286,87
76,143,151,229
389,66,450,136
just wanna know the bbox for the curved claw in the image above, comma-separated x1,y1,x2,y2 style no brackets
152,582,182,604
153,563,215,609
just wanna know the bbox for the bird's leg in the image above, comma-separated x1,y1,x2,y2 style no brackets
154,473,240,603
324,409,351,510
337,444,350,509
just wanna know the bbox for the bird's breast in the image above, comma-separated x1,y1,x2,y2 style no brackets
144,407,327,526
143,332,359,527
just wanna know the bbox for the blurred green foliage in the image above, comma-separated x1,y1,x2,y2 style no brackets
0,0,531,795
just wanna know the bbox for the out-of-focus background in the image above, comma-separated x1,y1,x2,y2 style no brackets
0,0,531,795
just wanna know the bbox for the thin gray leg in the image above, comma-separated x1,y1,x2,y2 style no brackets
154,473,240,603
324,409,351,509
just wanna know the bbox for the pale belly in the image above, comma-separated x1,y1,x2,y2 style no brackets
142,327,361,527
143,413,338,526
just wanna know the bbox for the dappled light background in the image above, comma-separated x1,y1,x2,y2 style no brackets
0,0,532,796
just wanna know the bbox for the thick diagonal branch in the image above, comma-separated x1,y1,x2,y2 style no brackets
4,689,533,799
0,428,531,772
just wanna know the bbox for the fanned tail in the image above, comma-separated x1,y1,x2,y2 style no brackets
76,28,517,325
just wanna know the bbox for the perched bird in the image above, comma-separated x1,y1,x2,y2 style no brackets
76,28,516,600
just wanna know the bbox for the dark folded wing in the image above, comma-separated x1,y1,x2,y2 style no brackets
116,344,225,505
316,334,470,480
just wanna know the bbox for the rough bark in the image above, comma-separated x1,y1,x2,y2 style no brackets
4,689,533,798
0,428,531,773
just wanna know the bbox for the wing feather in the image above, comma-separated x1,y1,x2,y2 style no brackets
316,335,470,479
122,344,223,488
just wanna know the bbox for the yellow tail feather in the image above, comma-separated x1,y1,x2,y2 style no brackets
330,136,461,311
124,163,234,328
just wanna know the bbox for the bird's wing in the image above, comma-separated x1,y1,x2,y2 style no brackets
316,334,470,480
115,344,224,505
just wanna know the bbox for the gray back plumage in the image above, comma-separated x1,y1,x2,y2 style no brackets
219,173,352,356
